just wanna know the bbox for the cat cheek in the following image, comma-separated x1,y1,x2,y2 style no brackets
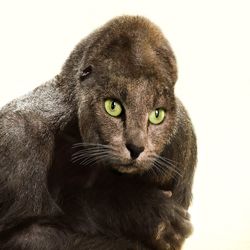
149,138,166,156
110,135,124,149
147,130,164,153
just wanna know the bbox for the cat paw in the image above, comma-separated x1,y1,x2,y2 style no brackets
154,205,193,249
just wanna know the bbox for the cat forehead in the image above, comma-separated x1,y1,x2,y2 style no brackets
103,75,170,102
92,40,172,84
86,22,176,86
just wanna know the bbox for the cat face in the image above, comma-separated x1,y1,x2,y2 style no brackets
75,19,178,175
77,67,177,175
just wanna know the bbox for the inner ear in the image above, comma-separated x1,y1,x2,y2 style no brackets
80,65,92,81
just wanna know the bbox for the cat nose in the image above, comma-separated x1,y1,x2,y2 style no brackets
125,143,144,160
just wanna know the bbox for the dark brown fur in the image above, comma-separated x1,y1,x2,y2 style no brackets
0,16,197,250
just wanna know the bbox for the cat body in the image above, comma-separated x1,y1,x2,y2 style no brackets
0,16,197,250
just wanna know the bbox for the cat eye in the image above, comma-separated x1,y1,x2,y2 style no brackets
104,99,123,117
80,65,92,81
149,108,165,125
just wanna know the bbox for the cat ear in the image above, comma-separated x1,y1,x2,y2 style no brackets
79,65,92,82
156,47,178,86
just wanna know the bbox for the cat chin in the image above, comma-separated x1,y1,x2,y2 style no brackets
114,166,139,174
112,164,148,175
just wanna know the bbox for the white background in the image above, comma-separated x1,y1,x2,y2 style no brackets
0,1,250,249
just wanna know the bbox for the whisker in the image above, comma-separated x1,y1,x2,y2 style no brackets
149,154,183,179
156,155,179,164
72,152,110,163
159,160,181,177
152,154,182,176
156,159,182,177
71,144,120,167
80,156,101,167
79,153,107,166
72,143,114,160
148,162,163,178
152,153,177,166
72,142,113,149
72,149,111,157
153,161,168,177
80,154,116,167
156,156,178,170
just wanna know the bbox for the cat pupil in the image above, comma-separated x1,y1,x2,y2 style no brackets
155,109,159,118
111,101,116,110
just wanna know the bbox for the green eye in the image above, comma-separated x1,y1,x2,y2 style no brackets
149,108,165,125
104,99,123,117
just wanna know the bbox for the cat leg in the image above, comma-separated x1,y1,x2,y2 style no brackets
0,111,60,225
0,217,73,250
154,202,192,250
73,235,150,250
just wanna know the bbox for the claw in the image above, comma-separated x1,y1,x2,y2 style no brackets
163,191,172,198
165,243,171,249
156,222,166,240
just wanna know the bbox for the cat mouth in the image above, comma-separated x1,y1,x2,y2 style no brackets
113,161,146,174
119,162,135,167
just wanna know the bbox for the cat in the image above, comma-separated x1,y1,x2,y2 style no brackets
0,16,197,250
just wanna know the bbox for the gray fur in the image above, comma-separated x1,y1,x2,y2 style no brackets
0,16,197,250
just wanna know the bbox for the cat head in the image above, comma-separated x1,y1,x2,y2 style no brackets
74,16,178,176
